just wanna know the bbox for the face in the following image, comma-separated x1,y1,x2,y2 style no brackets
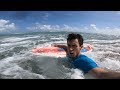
67,39,83,59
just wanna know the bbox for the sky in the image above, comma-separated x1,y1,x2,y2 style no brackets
1,11,120,35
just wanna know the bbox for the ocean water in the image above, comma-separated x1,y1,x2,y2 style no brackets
0,31,120,79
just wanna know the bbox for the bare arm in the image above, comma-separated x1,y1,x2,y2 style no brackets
89,68,120,79
52,44,67,52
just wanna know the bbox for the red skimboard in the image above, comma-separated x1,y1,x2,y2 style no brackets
32,44,93,57
32,47,66,57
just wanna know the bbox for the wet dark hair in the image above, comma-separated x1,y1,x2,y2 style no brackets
67,33,83,45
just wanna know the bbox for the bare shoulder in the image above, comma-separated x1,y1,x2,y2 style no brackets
52,44,67,52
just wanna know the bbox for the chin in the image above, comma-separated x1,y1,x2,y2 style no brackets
70,55,76,59
68,53,77,58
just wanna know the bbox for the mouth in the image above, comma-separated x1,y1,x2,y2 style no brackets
69,53,76,58
69,52,74,56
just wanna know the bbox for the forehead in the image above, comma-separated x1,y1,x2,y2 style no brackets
67,39,79,44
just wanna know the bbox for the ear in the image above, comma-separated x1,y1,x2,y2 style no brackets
79,45,83,49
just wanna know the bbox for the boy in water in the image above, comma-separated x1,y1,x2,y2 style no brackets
53,33,120,79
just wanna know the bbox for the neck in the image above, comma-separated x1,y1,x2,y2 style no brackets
71,53,81,60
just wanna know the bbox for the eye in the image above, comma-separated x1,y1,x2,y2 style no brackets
73,45,77,48
68,44,70,47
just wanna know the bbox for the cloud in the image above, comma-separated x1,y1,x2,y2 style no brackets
26,22,120,36
26,23,52,32
98,27,120,36
26,23,80,32
90,24,98,30
0,19,16,32
89,24,120,35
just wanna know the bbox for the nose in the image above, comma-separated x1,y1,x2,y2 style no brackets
69,47,73,51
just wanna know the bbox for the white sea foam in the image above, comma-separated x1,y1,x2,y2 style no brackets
1,32,120,79
70,69,84,79
98,58,120,71
0,40,32,47
2,36,40,43
1,65,45,79
86,39,120,44
0,53,45,79
51,37,65,40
